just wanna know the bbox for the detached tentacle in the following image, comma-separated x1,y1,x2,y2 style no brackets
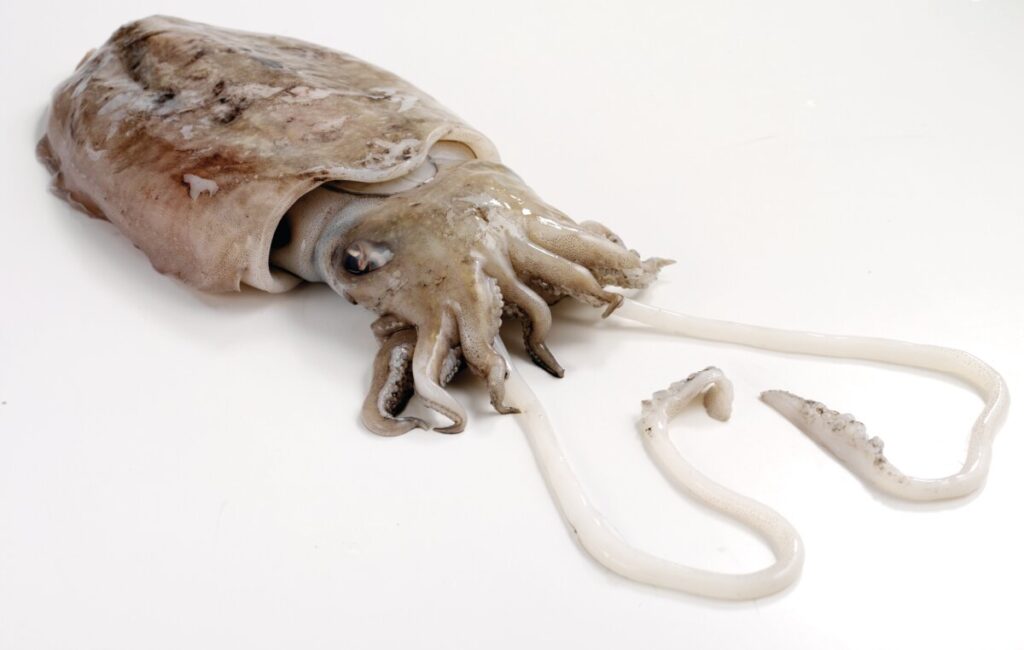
411,311,468,434
508,238,623,317
361,326,427,436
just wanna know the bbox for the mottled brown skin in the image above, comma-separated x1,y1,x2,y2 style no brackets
40,15,497,292
40,16,670,434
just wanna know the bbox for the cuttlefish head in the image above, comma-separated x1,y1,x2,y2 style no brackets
315,160,672,434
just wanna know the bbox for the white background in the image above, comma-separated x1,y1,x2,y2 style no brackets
2,1,1022,648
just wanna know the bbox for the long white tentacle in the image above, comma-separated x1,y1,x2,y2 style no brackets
499,297,1006,597
500,342,804,600
614,298,1010,501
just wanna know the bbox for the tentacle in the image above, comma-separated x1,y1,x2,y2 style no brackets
361,327,428,436
508,239,623,317
438,344,463,387
524,218,673,289
480,252,564,377
449,269,520,414
498,341,804,599
371,314,415,342
463,337,518,415
411,311,468,434
760,390,926,498
615,298,1009,501
578,220,625,247
525,218,635,269
523,277,563,306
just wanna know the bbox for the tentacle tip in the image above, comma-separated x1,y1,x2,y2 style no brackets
760,389,804,422
703,389,732,422
601,293,624,318
760,389,798,406
488,389,522,415
362,416,429,437
434,421,466,434
528,343,565,378
761,389,868,447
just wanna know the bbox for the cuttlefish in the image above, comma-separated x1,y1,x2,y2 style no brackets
38,16,1008,600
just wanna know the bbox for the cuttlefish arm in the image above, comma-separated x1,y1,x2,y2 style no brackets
360,317,428,436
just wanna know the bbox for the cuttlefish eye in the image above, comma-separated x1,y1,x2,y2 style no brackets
340,240,393,275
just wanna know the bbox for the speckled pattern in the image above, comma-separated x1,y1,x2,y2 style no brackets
38,15,497,292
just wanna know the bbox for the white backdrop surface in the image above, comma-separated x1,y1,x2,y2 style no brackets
1,2,1022,649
